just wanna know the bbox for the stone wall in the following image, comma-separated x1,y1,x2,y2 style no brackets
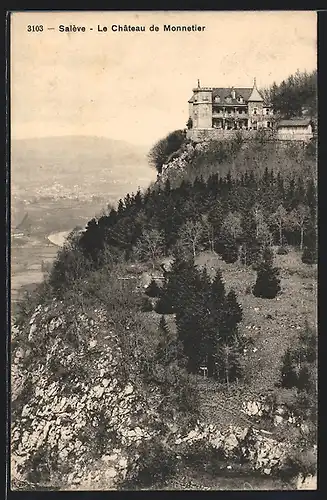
186,128,312,144
186,128,275,143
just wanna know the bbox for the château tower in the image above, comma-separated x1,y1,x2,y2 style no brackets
191,79,213,129
187,77,275,140
247,77,265,130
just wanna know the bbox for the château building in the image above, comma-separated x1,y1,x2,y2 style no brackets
187,78,274,141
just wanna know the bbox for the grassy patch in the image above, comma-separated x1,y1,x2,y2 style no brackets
139,250,316,433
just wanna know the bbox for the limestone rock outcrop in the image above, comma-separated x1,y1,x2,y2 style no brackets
173,421,290,475
11,300,311,490
11,301,164,488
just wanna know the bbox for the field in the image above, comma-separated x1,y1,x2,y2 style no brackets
196,250,317,392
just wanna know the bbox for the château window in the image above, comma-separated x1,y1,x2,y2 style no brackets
215,96,221,103
238,96,244,103
266,108,270,115
253,107,257,115
226,97,232,103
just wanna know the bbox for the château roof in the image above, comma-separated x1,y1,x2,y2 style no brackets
212,87,253,103
277,118,312,128
188,86,269,105
248,86,264,102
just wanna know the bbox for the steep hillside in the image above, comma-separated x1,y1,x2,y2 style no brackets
11,133,317,491
156,135,316,188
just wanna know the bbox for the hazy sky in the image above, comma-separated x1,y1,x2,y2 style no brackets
11,11,317,146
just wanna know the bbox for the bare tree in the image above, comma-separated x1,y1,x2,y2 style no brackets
253,204,265,239
287,204,310,251
179,220,204,259
271,204,288,246
253,207,273,246
201,214,216,253
133,229,165,269
221,211,242,240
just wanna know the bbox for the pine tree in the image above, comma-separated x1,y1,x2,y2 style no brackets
240,210,263,266
155,315,184,366
207,173,219,199
280,321,317,395
276,172,285,202
253,247,281,299
306,177,317,212
204,269,226,376
301,245,317,265
117,199,125,215
218,289,243,350
224,289,243,332
302,225,317,264
164,178,171,196
211,287,244,385
215,342,243,390
210,269,226,309
219,232,239,264
173,262,212,374
145,279,162,298
155,257,198,315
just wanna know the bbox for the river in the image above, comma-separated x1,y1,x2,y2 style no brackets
47,230,72,247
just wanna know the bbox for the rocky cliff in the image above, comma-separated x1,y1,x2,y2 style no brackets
11,301,165,489
11,299,313,490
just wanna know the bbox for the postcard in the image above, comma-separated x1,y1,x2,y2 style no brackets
9,10,317,491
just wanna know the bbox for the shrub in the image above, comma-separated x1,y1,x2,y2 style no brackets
145,279,162,298
155,294,174,314
253,247,281,299
147,130,186,173
220,237,239,264
301,246,317,265
277,246,289,255
140,296,153,312
128,437,178,487
182,440,223,471
282,447,317,479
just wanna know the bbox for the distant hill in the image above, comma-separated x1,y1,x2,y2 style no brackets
11,136,156,202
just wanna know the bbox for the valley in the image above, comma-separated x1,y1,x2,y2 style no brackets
10,135,156,309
